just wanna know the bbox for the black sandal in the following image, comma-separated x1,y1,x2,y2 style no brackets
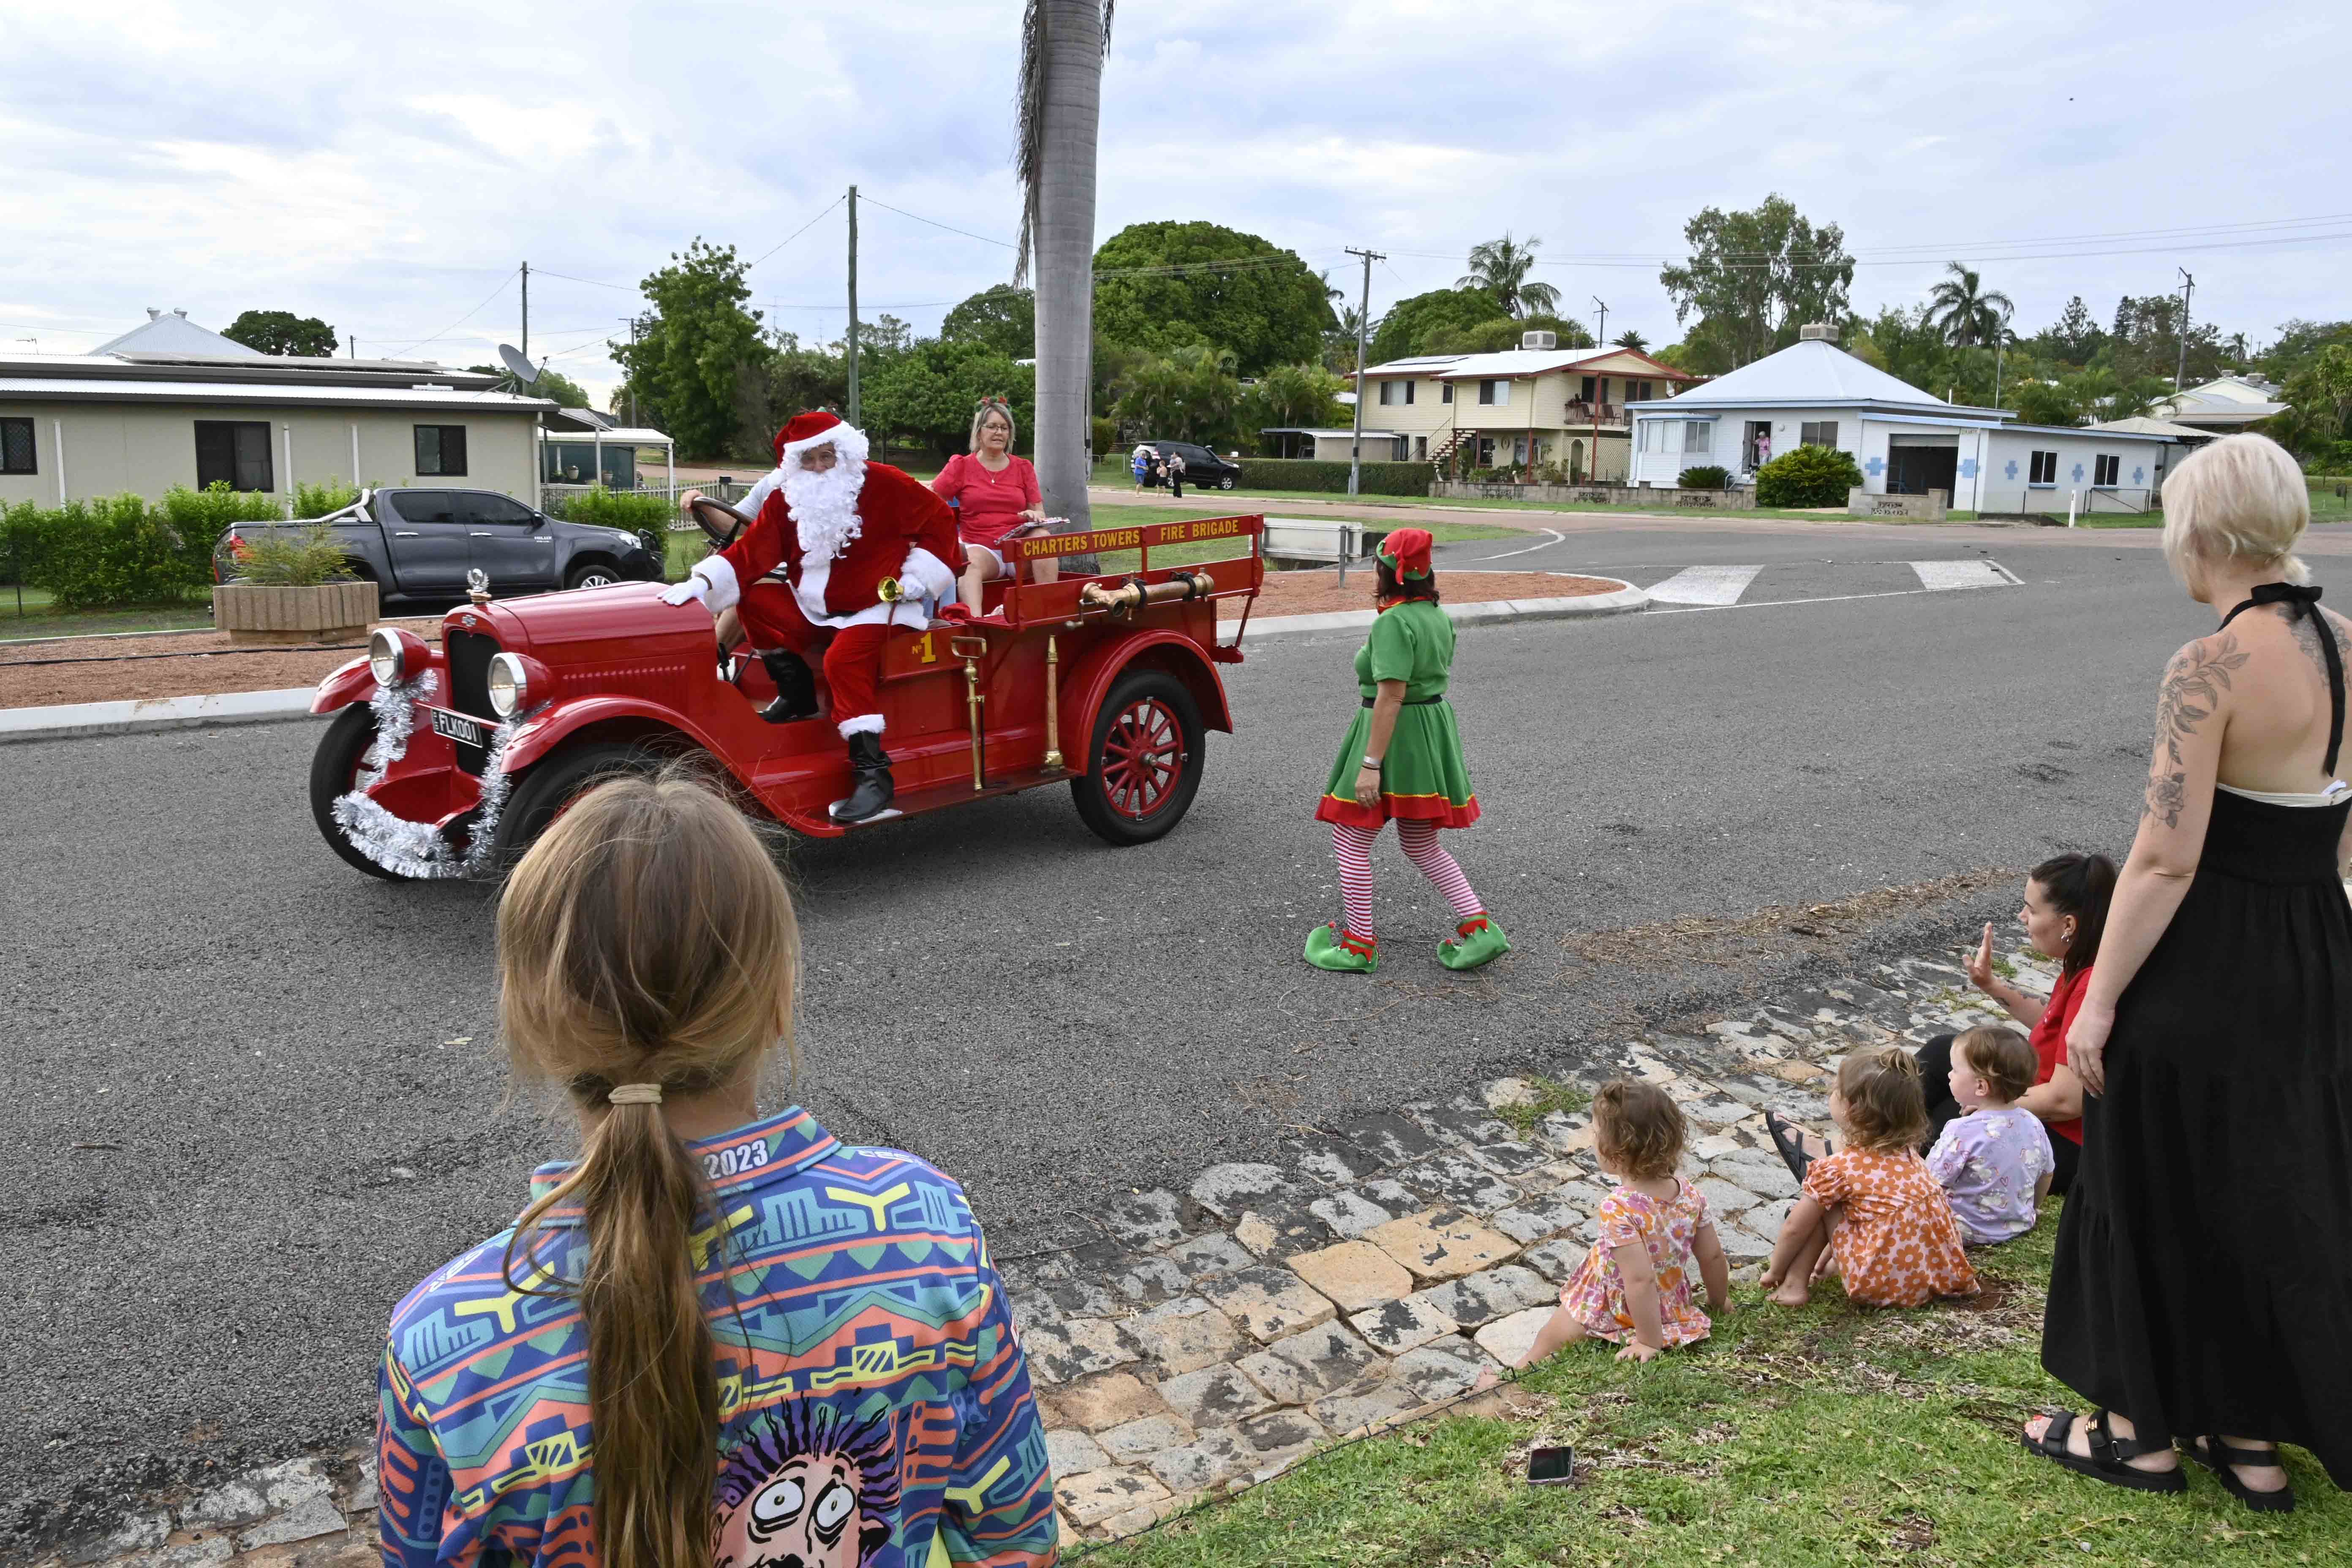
2189,1435,2296,1513
2020,1408,2187,1494
1763,1110,1818,1184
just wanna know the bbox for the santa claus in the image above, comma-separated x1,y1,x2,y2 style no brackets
663,411,962,822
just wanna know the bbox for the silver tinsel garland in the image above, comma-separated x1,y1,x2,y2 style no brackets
331,673,545,879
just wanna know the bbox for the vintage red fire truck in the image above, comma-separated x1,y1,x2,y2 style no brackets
305,511,1267,879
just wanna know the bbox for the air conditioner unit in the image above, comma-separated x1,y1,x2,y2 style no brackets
1520,330,1556,350
1798,323,1837,341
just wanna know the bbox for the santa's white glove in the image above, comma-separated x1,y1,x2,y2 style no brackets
660,575,709,607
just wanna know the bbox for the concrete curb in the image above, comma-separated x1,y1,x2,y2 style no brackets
1234,580,1648,647
0,686,321,745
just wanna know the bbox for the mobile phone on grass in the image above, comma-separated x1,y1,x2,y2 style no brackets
1525,1446,1576,1486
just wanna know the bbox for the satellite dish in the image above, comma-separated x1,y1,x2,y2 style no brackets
497,343,539,384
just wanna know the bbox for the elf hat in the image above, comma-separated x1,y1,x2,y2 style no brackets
774,409,871,466
1376,527,1435,580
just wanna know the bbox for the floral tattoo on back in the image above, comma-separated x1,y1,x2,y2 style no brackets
2145,634,2249,828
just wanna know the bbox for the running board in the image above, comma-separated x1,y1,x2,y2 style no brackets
774,765,1075,836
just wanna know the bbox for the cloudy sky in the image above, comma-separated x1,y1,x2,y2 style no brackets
5,0,2346,400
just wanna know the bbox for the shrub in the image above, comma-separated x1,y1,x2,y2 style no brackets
293,480,363,518
224,523,357,586
548,485,675,531
1231,457,1431,497
1678,464,1731,489
1754,444,1864,507
37,494,209,609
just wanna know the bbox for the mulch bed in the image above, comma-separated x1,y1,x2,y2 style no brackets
0,619,442,710
1217,568,1620,619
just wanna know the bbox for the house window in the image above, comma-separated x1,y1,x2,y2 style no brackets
1683,421,1711,454
1377,380,1414,406
1440,381,1453,404
1414,436,1428,460
2028,450,2058,486
1580,376,1597,403
1626,379,1653,402
415,425,469,476
0,417,34,475
1403,380,1414,405
2094,453,2121,487
1799,421,1839,448
1478,379,1508,406
194,420,273,492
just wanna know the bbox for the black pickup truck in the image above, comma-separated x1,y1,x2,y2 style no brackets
213,487,665,607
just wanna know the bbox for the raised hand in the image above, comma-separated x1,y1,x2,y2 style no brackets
1966,923,1997,995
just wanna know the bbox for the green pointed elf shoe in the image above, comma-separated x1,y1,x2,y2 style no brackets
1304,923,1379,973
1439,914,1510,971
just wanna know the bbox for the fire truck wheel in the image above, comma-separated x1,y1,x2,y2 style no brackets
491,740,665,868
1071,668,1206,846
309,704,419,881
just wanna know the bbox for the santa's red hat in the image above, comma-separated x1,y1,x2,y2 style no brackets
774,410,871,466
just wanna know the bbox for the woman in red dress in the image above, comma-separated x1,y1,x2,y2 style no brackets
931,398,1056,612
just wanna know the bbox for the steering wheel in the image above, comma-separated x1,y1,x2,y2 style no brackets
689,495,753,548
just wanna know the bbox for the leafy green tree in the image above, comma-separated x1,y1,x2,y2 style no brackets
1613,329,1649,352
1116,345,1242,444
1654,318,1742,375
1240,362,1345,441
1366,288,1508,364
2110,294,2225,387
2009,380,2082,427
1423,313,1595,355
1659,194,1854,368
469,364,592,408
609,238,766,458
861,340,1035,459
940,285,1036,359
1092,221,1336,375
223,310,339,357
1458,234,1560,318
730,331,848,457
1926,263,2014,348
2032,296,2107,366
2278,344,2352,454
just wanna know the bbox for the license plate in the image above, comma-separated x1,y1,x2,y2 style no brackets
428,706,491,748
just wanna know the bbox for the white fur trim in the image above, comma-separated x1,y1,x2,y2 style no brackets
838,712,886,737
783,422,871,466
694,552,740,613
794,554,832,622
899,546,956,604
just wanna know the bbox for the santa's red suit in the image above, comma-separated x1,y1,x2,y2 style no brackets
663,411,961,819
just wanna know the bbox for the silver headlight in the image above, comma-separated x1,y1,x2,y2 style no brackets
486,652,528,718
368,629,404,686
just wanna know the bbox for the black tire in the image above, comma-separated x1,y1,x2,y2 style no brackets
491,740,664,868
1070,667,1206,846
565,558,621,591
310,704,421,881
1218,475,1236,490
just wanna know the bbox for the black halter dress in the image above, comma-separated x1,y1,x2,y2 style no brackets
2042,583,2352,1485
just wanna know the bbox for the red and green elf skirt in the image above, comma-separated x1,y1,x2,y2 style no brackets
1314,698,1480,829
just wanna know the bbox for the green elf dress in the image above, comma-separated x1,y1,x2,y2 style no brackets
1312,597,1481,830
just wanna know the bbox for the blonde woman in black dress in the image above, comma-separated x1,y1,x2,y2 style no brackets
2025,434,2352,1512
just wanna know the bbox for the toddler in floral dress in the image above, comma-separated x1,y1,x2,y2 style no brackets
1761,1046,1978,1308
1517,1081,1730,1366
1925,1026,2054,1244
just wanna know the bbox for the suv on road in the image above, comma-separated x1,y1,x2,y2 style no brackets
1141,441,1241,491
215,487,665,607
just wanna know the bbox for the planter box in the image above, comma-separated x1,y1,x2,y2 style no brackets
213,580,381,646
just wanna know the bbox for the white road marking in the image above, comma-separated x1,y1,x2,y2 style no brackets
1646,588,1941,616
1644,564,1765,605
1908,559,2012,591
1468,528,1566,561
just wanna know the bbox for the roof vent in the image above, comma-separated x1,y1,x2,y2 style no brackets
1520,330,1557,351
1799,323,1836,341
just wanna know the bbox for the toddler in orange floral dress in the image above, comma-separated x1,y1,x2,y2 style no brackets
1760,1046,1978,1308
1516,1080,1731,1366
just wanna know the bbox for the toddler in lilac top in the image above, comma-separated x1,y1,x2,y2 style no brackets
1925,1025,2054,1244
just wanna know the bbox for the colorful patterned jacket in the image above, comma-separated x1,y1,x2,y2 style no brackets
376,1108,1058,1566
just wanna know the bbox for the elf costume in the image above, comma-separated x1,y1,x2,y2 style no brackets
1305,528,1508,974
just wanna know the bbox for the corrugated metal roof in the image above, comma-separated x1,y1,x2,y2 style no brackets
2087,416,2210,439
88,313,264,358
540,425,672,443
1364,343,1651,380
0,376,553,413
1626,339,1990,414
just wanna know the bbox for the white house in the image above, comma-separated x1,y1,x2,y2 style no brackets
2150,375,2289,433
1339,340,1698,481
1625,330,2178,514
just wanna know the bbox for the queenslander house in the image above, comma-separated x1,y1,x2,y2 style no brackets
1625,326,2179,515
1285,336,1698,481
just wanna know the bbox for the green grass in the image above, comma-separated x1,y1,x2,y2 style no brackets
1494,1077,1594,1138
2307,482,2351,525
0,590,217,641
1081,1211,2345,1566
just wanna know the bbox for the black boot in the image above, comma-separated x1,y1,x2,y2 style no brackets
831,731,895,822
757,651,819,723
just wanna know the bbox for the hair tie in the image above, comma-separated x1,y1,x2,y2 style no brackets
607,1083,664,1106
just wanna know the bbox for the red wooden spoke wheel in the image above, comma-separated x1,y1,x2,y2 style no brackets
1072,667,1206,845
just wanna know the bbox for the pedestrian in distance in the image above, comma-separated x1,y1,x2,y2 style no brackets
1514,1081,1731,1367
2026,433,2352,1512
1304,527,1509,973
1166,448,1186,499
1758,1046,1978,1309
376,770,1057,1567
1131,443,1152,493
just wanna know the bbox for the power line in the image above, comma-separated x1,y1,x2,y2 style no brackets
381,269,518,357
526,267,633,291
745,196,847,272
859,195,1018,250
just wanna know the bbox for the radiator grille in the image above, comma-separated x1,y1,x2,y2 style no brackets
443,629,500,775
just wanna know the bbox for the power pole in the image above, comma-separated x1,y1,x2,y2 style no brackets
1590,298,1608,484
623,317,640,427
1345,246,1383,496
520,260,529,361
845,185,861,426
2175,267,2195,402
1592,296,1607,348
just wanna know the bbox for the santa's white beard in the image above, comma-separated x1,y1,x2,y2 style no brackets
784,458,866,562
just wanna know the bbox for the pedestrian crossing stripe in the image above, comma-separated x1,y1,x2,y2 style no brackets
1643,564,1764,605
1642,560,2016,607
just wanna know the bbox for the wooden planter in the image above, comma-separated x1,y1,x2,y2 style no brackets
213,580,381,646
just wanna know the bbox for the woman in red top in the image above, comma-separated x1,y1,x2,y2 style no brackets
931,398,1056,612
1935,852,2115,1193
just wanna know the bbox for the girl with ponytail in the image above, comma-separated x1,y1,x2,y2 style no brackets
377,772,1056,1568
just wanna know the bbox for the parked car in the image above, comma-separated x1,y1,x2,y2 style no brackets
1142,441,1241,490
214,487,664,607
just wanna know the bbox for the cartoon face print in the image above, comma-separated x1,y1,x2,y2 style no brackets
713,1402,899,1568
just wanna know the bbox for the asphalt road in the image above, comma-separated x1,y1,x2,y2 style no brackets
5,518,2348,1542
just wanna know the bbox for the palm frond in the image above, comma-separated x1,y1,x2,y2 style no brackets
1013,0,1046,286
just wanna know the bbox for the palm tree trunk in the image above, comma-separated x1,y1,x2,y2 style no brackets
1032,0,1103,534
